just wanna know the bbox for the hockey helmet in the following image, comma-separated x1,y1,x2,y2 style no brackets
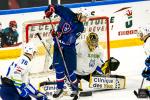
24,43,37,56
137,25,150,40
9,20,17,28
86,32,99,51
76,7,92,21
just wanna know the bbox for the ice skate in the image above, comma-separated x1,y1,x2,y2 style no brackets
70,91,79,100
53,89,64,98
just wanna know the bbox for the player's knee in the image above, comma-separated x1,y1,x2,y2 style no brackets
55,66,65,72
69,72,77,83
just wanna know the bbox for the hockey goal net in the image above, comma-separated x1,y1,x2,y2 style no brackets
23,16,110,77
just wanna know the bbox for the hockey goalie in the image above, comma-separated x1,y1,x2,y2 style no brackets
75,32,126,96
39,32,126,99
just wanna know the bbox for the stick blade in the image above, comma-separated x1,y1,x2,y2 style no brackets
133,89,149,98
79,91,92,97
36,33,42,40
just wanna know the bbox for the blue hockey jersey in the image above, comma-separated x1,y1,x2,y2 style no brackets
52,5,84,46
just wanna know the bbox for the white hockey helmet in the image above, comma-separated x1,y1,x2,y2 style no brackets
78,7,89,16
76,7,93,21
137,25,150,38
24,42,37,56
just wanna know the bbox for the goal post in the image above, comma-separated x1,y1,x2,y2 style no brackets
23,16,110,77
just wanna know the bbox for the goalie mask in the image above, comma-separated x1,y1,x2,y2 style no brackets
86,32,99,51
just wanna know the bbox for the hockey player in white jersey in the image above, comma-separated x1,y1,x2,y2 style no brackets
137,25,150,96
76,32,106,76
0,43,48,100
75,32,120,89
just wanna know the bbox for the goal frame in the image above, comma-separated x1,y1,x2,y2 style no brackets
24,16,110,77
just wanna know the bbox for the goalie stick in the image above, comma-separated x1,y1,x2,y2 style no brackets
36,33,52,59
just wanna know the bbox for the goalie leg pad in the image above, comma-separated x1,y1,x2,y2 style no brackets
89,75,126,89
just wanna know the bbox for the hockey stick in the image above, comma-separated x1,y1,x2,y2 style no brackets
133,78,144,97
36,33,52,59
133,78,149,98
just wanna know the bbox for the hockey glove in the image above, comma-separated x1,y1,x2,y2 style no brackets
145,56,150,67
108,57,120,71
16,83,30,98
45,5,55,18
142,67,150,79
16,83,48,99
36,92,48,100
51,29,62,38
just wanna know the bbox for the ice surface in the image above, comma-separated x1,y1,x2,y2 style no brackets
0,46,149,100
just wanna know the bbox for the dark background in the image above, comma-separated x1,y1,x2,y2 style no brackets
0,0,102,10
0,0,144,10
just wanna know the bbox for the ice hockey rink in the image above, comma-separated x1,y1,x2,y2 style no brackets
0,45,149,100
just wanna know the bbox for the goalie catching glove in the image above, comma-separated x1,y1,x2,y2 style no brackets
101,57,120,75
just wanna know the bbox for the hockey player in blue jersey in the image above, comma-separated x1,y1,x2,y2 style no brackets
137,25,150,96
0,43,48,100
45,4,88,99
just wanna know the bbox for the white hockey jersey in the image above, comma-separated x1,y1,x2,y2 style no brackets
144,37,150,55
76,40,105,75
6,55,31,84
